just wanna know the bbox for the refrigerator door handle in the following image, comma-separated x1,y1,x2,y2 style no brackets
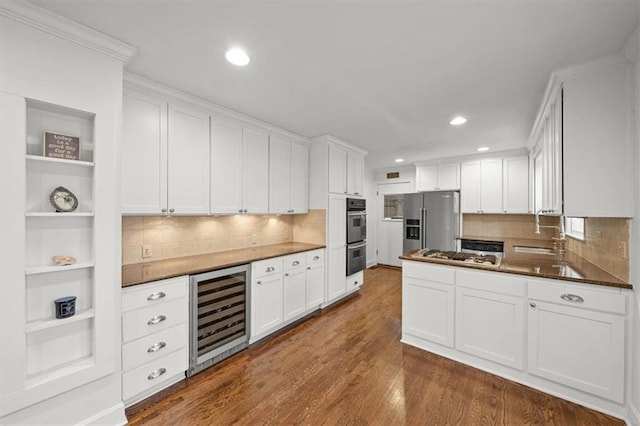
421,208,428,249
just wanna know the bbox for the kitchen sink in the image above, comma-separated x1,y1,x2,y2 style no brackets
512,245,555,255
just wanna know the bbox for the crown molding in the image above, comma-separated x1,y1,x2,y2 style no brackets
310,134,368,156
124,71,311,145
0,0,136,63
623,26,639,64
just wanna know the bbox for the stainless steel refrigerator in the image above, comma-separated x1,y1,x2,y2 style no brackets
403,191,460,253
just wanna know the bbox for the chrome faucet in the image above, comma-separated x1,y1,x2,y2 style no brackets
534,209,566,253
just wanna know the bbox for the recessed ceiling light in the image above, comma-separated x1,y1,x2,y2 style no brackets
395,158,404,163
225,47,250,66
477,146,490,152
449,116,467,126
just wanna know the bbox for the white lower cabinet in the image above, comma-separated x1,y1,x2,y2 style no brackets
346,270,364,291
121,276,189,406
327,245,347,302
527,280,626,403
401,260,630,416
250,249,325,344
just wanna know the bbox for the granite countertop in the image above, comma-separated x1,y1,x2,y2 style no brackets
400,248,632,290
122,242,326,287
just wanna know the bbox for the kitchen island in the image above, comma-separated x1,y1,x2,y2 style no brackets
401,249,633,423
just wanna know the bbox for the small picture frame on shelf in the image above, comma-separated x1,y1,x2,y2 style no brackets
43,131,80,161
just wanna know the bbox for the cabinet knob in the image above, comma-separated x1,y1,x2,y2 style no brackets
307,267,311,270
147,341,167,353
266,266,275,272
292,260,300,266
560,293,584,303
147,368,167,380
147,315,167,325
285,273,289,277
244,209,248,213
169,208,175,213
530,302,536,308
257,280,262,285
147,291,166,301
313,256,320,261
354,281,359,286
239,209,243,213
161,208,167,213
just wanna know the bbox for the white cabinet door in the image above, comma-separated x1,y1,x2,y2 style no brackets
527,300,625,402
346,151,364,196
243,128,269,214
122,92,168,214
290,142,309,213
438,163,461,190
268,136,291,214
327,195,346,301
327,245,346,302
328,145,347,194
252,274,284,337
210,118,243,214
460,161,481,213
168,104,210,214
283,268,306,321
503,156,529,213
402,277,454,348
416,165,438,191
479,158,503,213
306,262,324,310
455,287,524,370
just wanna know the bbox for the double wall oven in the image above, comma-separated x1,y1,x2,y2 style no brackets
346,198,366,276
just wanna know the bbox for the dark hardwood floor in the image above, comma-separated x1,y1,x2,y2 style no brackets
126,266,622,425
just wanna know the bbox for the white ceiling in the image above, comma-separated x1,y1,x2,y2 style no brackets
31,0,639,169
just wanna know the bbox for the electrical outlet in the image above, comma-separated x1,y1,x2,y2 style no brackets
142,245,152,259
617,241,628,259
595,230,602,244
251,234,257,245
284,230,289,240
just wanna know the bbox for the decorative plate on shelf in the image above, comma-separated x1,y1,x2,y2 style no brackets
49,186,78,212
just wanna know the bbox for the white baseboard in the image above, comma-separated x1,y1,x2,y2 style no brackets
78,402,127,426
629,402,640,426
366,260,377,268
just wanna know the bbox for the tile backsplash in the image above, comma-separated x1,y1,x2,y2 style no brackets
462,213,630,282
122,209,326,266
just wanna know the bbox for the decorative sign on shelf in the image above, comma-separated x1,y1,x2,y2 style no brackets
43,131,80,161
54,296,76,319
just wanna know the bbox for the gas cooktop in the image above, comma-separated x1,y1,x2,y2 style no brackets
416,249,501,267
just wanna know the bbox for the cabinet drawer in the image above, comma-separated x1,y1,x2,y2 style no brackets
122,348,187,401
122,276,188,313
347,270,364,289
306,249,324,265
402,261,455,285
528,280,626,315
252,257,283,278
282,253,305,271
122,324,187,372
457,269,525,297
122,298,187,343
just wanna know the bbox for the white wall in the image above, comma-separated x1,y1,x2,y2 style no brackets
630,23,640,425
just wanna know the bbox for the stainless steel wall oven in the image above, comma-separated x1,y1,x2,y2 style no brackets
346,198,367,275
188,264,249,376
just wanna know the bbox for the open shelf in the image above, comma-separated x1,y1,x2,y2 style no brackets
26,262,94,276
25,356,95,388
26,154,94,167
26,309,95,333
26,212,94,217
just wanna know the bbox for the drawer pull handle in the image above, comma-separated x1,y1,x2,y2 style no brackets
147,291,166,301
530,302,536,308
561,294,584,303
147,341,167,353
292,260,300,266
266,266,275,272
307,267,311,270
313,256,320,261
147,315,167,325
147,368,167,380
285,273,289,277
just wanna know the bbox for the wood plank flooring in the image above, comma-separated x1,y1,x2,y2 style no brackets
126,266,623,425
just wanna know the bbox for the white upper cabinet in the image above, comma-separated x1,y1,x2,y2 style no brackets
416,163,460,192
503,156,529,213
328,144,364,196
460,158,502,214
269,136,309,214
210,120,269,214
530,56,632,217
167,104,210,215
122,92,168,214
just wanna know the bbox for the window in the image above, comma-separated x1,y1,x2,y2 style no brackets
565,217,585,240
384,194,403,219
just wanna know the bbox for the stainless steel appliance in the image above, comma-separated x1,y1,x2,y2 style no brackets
460,239,504,259
188,264,249,376
346,198,366,275
403,191,460,253
412,239,504,268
